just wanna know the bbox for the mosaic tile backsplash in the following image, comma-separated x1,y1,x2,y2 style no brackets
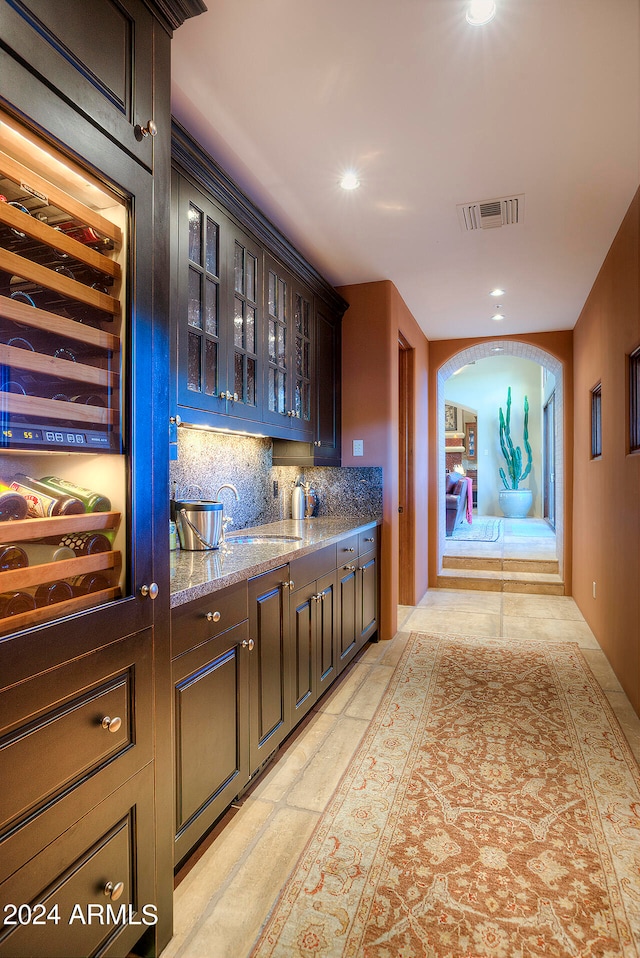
170,430,383,531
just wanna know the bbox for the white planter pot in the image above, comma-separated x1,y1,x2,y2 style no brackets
499,488,533,519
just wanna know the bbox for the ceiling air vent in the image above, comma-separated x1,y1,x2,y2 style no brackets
457,194,524,232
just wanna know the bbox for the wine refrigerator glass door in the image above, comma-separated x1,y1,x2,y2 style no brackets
0,108,137,637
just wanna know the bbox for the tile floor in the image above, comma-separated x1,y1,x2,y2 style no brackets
162,589,640,958
444,515,557,562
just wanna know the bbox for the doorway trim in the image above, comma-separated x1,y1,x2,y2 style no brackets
436,341,565,581
398,335,415,605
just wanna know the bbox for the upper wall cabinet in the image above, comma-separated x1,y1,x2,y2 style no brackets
171,121,347,450
0,0,166,170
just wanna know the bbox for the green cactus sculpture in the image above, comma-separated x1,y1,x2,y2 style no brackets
499,386,532,489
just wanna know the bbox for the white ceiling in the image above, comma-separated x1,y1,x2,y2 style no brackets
171,0,640,341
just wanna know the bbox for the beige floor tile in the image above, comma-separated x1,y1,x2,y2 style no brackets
418,589,502,613
502,593,584,620
181,806,319,958
315,661,371,715
502,614,600,647
376,630,411,667
404,607,501,637
604,691,640,763
397,605,413,630
249,711,337,804
345,663,395,720
285,715,370,811
581,649,624,692
170,799,274,947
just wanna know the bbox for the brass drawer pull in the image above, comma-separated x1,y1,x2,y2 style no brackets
364,537,374,542
205,611,221,622
281,579,295,590
101,716,122,734
344,565,356,572
242,638,255,651
104,881,125,901
345,547,355,553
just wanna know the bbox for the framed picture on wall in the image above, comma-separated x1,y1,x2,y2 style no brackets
445,404,458,431
465,421,477,460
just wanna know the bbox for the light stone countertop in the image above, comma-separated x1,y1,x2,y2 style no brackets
170,517,382,608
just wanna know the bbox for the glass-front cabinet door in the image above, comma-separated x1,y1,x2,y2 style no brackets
0,107,154,644
227,228,262,422
262,254,314,439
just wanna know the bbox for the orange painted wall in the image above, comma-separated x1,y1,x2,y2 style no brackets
427,332,574,592
573,188,640,715
338,280,430,640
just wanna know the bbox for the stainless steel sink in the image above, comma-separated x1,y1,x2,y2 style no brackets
225,534,302,544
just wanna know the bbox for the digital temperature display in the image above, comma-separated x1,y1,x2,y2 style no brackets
1,422,116,452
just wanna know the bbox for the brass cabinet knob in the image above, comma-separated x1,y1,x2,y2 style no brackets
344,565,356,572
140,582,158,599
345,547,355,553
364,537,374,542
205,611,221,622
242,638,255,650
135,119,157,139
104,881,125,901
101,716,122,733
281,579,295,590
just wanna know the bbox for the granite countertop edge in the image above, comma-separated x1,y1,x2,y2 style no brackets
170,516,382,608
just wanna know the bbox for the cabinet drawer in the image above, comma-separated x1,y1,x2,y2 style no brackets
0,764,155,958
336,534,359,565
0,630,152,885
358,529,378,555
290,544,337,590
172,579,248,658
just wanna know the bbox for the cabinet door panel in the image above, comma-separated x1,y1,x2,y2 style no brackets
359,551,378,645
173,621,249,864
0,764,154,958
338,565,358,671
317,572,338,694
289,587,315,720
248,567,290,773
1,0,155,170
224,227,263,421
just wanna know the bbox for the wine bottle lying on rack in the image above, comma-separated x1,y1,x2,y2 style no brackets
69,572,110,595
33,580,74,606
8,474,85,517
0,485,29,520
20,543,75,564
0,591,36,616
0,545,28,570
4,277,114,327
38,476,111,512
38,531,113,554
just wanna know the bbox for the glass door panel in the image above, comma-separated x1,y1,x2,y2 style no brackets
186,202,220,399
0,109,129,634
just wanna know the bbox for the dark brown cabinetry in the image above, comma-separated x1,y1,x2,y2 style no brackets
169,524,379,866
171,123,346,448
0,3,205,955
248,566,292,774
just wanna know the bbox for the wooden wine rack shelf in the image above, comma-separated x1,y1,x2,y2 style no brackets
2,392,117,426
0,248,119,319
0,294,118,350
0,149,122,245
0,511,123,633
0,511,121,544
0,587,122,636
1,343,118,389
0,201,121,280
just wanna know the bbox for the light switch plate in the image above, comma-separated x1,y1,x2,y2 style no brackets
353,439,364,456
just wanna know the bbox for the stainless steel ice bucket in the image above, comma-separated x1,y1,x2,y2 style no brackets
174,500,224,550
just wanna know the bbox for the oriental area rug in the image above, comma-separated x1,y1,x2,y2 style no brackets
451,518,502,542
251,633,640,958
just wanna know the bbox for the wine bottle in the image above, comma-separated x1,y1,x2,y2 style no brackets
40,531,112,554
20,543,75,564
33,580,74,606
38,477,111,512
0,485,29,521
69,572,110,595
9,474,85,517
0,545,28,570
0,591,36,616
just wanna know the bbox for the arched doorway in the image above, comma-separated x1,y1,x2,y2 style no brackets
436,341,565,584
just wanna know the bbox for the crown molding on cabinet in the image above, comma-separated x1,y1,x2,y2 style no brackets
144,0,207,34
171,119,348,316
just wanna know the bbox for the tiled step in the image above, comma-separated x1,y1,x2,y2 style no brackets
436,566,565,595
443,555,559,575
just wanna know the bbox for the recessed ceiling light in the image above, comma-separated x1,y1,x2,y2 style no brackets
490,288,505,297
492,346,503,352
492,313,505,321
340,171,360,191
466,1,497,26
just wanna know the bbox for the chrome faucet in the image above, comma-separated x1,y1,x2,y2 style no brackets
215,484,240,544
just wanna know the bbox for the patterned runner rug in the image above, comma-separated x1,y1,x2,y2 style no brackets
251,633,640,957
451,517,502,541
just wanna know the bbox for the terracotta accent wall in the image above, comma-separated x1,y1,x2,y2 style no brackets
338,280,430,640
573,188,640,716
428,332,574,592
